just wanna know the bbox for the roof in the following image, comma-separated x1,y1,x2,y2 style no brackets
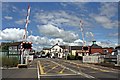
1,42,22,47
91,44,102,48
115,46,120,49
51,43,59,48
60,45,69,49
71,46,82,50
43,48,50,50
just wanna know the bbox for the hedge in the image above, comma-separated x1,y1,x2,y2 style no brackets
2,56,19,68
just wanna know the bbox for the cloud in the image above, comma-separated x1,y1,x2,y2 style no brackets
0,28,25,41
12,6,19,12
108,33,119,37
32,44,43,51
96,41,117,48
27,35,50,45
74,39,83,43
89,2,118,29
100,3,118,18
4,16,13,20
37,24,79,42
34,10,82,27
86,41,117,48
27,34,83,49
94,16,114,29
89,14,118,29
15,19,30,25
86,32,95,41
15,19,26,25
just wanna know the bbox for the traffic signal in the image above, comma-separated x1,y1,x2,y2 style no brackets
82,46,89,50
21,42,32,49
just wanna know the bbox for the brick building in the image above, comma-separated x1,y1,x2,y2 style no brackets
90,41,114,55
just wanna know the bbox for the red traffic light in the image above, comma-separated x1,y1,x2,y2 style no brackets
21,42,32,49
82,46,89,50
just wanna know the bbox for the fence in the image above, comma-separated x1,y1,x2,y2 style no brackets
83,56,104,63
0,51,20,67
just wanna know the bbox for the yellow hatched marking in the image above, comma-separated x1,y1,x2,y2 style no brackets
45,65,58,73
59,68,65,74
43,65,51,69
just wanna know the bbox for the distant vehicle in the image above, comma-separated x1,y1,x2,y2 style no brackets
38,55,41,58
41,53,46,58
34,54,38,58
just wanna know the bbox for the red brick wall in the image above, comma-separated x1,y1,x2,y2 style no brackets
91,48,113,54
102,48,113,54
91,48,103,54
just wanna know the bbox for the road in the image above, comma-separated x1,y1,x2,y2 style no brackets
38,58,119,80
2,58,120,80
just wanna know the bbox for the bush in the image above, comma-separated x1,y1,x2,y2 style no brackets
75,56,83,60
2,56,19,68
67,55,75,60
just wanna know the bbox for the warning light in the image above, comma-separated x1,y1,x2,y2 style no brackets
22,42,32,49
82,46,89,50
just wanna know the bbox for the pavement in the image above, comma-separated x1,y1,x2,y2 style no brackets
1,58,120,80
2,59,38,80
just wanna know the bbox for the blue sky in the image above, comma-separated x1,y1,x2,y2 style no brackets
1,2,119,50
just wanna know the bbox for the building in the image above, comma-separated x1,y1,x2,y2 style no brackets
1,42,22,57
50,43,63,58
90,41,114,55
70,46,82,56
43,48,50,55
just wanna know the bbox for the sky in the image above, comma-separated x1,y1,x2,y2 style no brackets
0,2,119,51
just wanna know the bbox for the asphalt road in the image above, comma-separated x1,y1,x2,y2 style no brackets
38,58,119,80
1,58,120,80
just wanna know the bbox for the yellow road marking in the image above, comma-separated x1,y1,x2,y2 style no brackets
59,68,65,74
43,65,51,69
38,61,46,75
45,65,58,73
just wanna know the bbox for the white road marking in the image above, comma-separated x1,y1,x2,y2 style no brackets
37,61,40,80
40,74,80,76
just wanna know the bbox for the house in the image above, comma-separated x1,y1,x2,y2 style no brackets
70,46,90,56
50,43,63,58
90,41,114,55
70,46,82,56
43,48,50,55
49,43,91,58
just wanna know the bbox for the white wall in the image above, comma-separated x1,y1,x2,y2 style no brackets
51,45,63,53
